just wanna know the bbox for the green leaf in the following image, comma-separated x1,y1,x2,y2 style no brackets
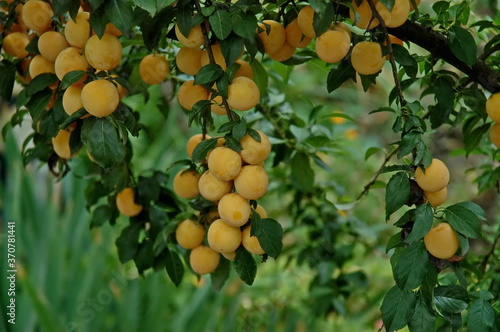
0,60,16,100
434,285,469,314
81,117,126,169
234,246,256,285
113,104,140,137
89,5,108,38
386,231,403,253
380,0,396,11
252,217,283,259
209,10,232,40
24,35,40,55
454,201,487,221
165,248,184,286
385,172,410,220
231,11,257,40
420,262,438,304
231,118,247,141
220,33,245,66
194,64,224,85
115,223,142,263
210,256,231,291
52,0,80,17
90,205,113,228
291,152,314,191
434,75,455,110
134,239,154,274
25,73,59,96
312,2,334,37
405,203,433,243
397,132,421,159
39,98,66,138
392,44,417,79
448,26,477,67
393,241,428,290
140,6,174,51
105,0,133,36
60,70,86,90
409,297,436,332
381,285,417,332
467,299,496,332
327,60,356,93
25,90,53,124
250,59,268,96
59,108,88,130
191,137,218,162
445,204,481,238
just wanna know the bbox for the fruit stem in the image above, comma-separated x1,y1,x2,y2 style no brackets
194,0,236,122
366,0,406,107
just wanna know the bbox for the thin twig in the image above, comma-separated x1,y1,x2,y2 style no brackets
480,232,500,273
194,0,236,122
357,146,399,200
366,0,406,107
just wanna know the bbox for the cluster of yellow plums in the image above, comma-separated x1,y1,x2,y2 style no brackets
173,22,260,115
253,0,419,77
486,92,500,149
171,130,272,275
414,158,460,260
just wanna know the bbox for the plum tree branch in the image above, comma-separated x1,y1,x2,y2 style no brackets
335,4,500,93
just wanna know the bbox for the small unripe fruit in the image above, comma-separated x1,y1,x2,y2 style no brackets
190,245,220,275
242,226,265,255
175,219,205,249
207,147,242,181
198,170,233,201
424,223,459,259
116,187,143,217
207,219,242,253
234,165,268,200
218,193,251,227
415,158,450,193
173,169,201,199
